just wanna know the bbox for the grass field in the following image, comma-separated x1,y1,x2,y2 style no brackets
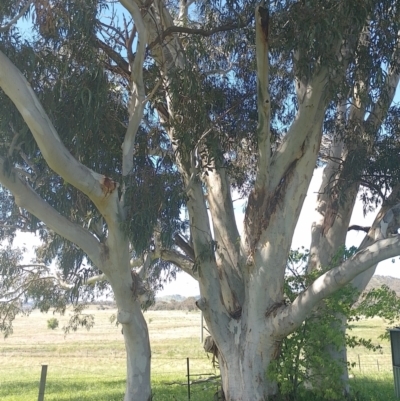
0,308,397,400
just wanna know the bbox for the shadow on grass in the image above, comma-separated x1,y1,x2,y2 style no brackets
275,375,397,401
1,378,215,401
11,375,392,401
0,379,125,401
152,381,216,401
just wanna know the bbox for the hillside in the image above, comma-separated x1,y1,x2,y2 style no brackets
366,275,400,296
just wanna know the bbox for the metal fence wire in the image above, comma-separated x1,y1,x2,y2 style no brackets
0,351,396,400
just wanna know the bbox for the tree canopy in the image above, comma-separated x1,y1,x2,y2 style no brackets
1,1,400,400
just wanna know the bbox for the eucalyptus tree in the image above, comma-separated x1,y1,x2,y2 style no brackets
113,1,400,400
0,1,184,400
308,8,400,390
2,2,400,401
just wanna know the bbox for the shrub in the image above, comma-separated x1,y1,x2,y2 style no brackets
47,317,59,330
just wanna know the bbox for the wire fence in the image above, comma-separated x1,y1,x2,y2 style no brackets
1,346,395,370
0,356,220,401
0,348,396,400
348,346,393,373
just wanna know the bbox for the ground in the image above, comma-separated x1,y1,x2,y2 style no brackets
0,307,396,400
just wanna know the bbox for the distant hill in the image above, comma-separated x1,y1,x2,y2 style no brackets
366,275,400,296
155,294,187,303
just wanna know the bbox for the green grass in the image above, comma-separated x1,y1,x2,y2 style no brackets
0,377,215,401
0,309,396,400
351,374,397,401
0,308,216,400
347,317,393,374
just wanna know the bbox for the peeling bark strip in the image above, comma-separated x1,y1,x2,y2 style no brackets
246,158,297,250
130,270,148,299
322,198,339,235
261,159,298,228
204,335,220,369
258,6,269,42
245,187,267,250
100,176,117,195
272,340,283,360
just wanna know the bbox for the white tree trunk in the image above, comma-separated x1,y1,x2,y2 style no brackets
119,302,151,401
0,45,152,401
218,336,279,401
108,264,152,400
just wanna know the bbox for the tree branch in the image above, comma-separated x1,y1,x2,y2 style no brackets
348,225,370,233
254,4,271,193
121,0,148,176
349,184,400,291
147,18,251,50
0,0,32,32
174,233,195,261
0,50,107,202
268,69,328,191
86,273,107,285
276,204,400,336
160,248,197,279
204,167,244,307
0,157,103,269
96,38,131,78
366,30,400,129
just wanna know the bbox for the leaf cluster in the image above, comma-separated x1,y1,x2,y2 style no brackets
269,247,400,400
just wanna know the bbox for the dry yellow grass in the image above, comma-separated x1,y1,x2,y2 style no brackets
0,307,215,384
0,307,396,398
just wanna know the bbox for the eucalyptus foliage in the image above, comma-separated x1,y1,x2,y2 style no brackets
0,0,184,331
1,0,400,400
269,249,400,400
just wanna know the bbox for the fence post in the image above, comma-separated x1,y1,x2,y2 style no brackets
358,354,361,372
187,357,191,401
38,364,48,401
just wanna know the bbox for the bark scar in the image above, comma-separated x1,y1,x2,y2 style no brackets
272,340,282,360
265,301,286,318
130,270,148,299
100,176,117,196
258,6,269,42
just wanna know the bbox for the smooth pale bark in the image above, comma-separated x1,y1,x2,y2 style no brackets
0,30,152,401
254,4,271,193
307,29,400,390
108,249,152,401
120,5,400,399
0,50,106,201
0,157,102,267
121,1,148,176
204,167,244,312
217,325,279,400
117,2,400,399
119,3,379,400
